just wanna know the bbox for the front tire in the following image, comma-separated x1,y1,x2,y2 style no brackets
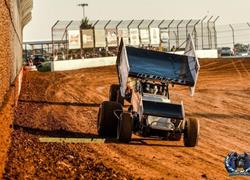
97,101,122,137
184,118,199,147
117,112,133,143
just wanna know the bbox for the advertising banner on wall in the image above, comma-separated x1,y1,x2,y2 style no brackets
106,29,118,47
150,28,160,45
160,29,169,43
94,29,106,47
140,29,150,45
129,28,140,46
68,30,81,49
160,29,169,48
118,29,129,45
82,29,94,48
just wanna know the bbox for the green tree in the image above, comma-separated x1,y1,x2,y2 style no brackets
80,17,92,29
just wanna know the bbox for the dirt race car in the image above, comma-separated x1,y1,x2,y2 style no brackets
97,35,200,147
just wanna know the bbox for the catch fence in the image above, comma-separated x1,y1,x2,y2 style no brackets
50,17,250,59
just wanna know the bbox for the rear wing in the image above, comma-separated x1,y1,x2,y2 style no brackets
116,36,200,97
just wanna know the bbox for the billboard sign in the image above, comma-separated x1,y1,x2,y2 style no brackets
150,28,160,45
129,28,140,46
68,30,81,49
94,29,106,47
160,29,169,43
106,29,118,47
82,29,94,48
140,29,150,45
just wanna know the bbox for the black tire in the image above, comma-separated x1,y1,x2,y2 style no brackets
97,101,123,137
117,112,133,143
109,84,119,102
109,84,124,106
184,118,199,147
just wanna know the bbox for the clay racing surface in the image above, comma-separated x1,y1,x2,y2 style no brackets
3,58,250,179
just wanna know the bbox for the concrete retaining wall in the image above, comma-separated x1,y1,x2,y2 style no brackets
51,49,218,71
170,49,218,58
0,0,32,177
51,57,117,71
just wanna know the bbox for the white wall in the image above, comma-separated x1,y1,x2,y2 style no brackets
51,49,218,71
170,49,218,58
51,56,116,71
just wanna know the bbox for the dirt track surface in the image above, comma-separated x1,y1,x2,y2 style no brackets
3,58,250,179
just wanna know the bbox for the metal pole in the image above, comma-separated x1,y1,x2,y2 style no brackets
193,20,201,49
127,20,134,45
176,20,183,48
116,20,123,47
229,24,235,47
148,20,154,47
213,16,220,49
138,19,145,47
78,3,88,19
168,19,174,51
201,16,207,49
63,21,73,58
158,20,165,50
207,16,213,49
104,20,111,53
185,19,193,49
51,20,59,60
92,20,99,50
186,19,192,40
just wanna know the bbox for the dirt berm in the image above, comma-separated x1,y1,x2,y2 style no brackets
3,58,250,179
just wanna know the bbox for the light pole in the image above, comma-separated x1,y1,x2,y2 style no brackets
78,3,88,19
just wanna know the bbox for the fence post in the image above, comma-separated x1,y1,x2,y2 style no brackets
138,19,145,47
186,19,192,41
147,20,154,47
193,20,200,49
168,19,174,51
213,16,220,49
201,16,207,50
158,20,165,50
229,24,235,47
176,20,183,48
116,20,123,47
51,20,59,60
207,16,213,49
65,21,73,59
104,20,111,55
127,20,134,45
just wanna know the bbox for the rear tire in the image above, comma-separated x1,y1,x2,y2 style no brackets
97,101,122,137
109,84,124,106
117,112,133,143
184,118,199,147
109,84,119,102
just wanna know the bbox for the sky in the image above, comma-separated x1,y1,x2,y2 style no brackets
23,0,250,41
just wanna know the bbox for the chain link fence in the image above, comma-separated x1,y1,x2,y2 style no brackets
49,17,250,59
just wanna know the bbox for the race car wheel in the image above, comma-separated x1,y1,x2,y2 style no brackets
184,118,199,147
117,112,133,143
97,101,122,137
